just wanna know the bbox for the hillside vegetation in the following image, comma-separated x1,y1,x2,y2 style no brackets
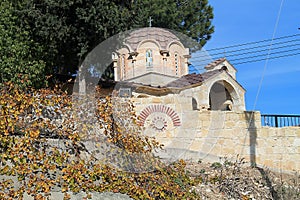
0,83,299,199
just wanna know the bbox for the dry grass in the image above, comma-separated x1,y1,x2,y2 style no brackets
185,156,300,200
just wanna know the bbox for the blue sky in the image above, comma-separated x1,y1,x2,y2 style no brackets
192,0,300,114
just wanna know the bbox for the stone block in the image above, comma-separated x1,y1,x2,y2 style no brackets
255,156,262,163
151,97,162,103
181,112,200,129
199,129,209,137
232,128,247,136
282,161,296,171
274,147,290,154
263,159,276,168
167,138,193,150
192,130,201,138
221,147,236,155
219,129,235,138
198,112,211,120
286,147,298,154
210,144,222,155
189,140,203,151
268,128,279,137
163,96,174,104
271,161,282,169
236,121,248,128
177,100,192,111
202,120,211,128
265,147,274,154
217,139,225,145
224,121,236,128
296,129,300,137
259,128,270,137
293,138,300,147
140,98,149,104
281,128,296,137
256,137,266,147
227,113,239,121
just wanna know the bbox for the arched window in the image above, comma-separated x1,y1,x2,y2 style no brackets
192,97,198,110
146,49,153,67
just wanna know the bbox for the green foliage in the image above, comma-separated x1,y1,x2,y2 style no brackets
15,0,214,76
0,0,47,88
132,0,214,47
18,0,134,75
176,0,215,46
210,162,222,169
0,0,215,86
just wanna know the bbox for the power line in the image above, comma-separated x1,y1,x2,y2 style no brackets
205,33,300,52
190,33,300,65
230,47,300,62
190,50,300,69
192,48,300,64
251,0,285,115
194,38,300,60
223,43,300,58
190,49,300,69
239,0,285,160
232,51,300,65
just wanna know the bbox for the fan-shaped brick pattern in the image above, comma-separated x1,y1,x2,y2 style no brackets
138,105,181,127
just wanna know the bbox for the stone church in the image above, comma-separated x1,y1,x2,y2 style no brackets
109,27,247,158
72,26,300,172
84,27,300,172
112,27,245,115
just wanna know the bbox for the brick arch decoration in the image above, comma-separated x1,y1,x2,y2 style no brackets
138,105,181,127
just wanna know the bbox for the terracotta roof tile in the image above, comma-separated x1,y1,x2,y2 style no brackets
125,28,180,51
165,69,223,88
204,58,226,70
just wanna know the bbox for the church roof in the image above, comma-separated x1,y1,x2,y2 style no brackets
115,68,226,96
204,58,226,70
111,58,245,96
125,27,180,50
165,69,224,88
204,57,237,71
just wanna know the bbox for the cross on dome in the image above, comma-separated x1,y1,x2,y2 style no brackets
148,16,153,27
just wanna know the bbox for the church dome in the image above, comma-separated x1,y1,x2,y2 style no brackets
114,27,190,85
124,27,181,51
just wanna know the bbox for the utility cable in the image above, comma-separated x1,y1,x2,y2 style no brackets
205,32,299,52
240,0,285,162
252,0,285,112
193,38,300,60
230,47,300,62
232,51,300,65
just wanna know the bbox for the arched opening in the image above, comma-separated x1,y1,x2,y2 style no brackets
209,81,235,111
146,49,153,67
192,97,198,110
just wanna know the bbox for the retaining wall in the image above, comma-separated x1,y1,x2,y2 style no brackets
132,96,300,173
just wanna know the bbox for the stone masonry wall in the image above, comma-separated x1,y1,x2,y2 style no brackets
132,96,300,173
186,111,300,173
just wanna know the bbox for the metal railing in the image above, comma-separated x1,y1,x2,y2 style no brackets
261,114,300,127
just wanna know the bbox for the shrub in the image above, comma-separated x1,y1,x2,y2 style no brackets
0,82,199,199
